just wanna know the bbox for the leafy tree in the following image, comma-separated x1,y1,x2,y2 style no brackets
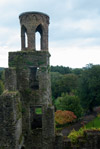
79,65,100,112
0,80,4,95
72,68,83,76
0,68,5,82
51,65,72,74
51,72,63,99
51,72,79,99
55,93,83,118
78,65,100,112
55,110,77,125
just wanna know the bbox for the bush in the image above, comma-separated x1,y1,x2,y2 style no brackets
55,110,77,125
68,128,85,143
55,93,83,118
68,127,100,143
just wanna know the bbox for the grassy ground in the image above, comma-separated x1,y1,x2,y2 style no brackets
68,115,100,143
85,116,100,129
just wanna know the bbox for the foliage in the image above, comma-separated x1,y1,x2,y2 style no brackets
78,64,100,112
0,67,4,71
68,114,100,143
0,80,4,95
72,68,83,76
55,110,77,125
68,123,100,144
50,65,83,76
51,72,79,99
68,128,85,143
51,65,72,74
55,93,83,118
0,69,4,81
85,116,100,129
35,108,42,114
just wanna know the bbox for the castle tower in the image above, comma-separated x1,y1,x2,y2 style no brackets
19,12,49,51
7,12,55,149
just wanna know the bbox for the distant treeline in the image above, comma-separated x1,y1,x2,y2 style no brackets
0,67,5,71
51,65,83,75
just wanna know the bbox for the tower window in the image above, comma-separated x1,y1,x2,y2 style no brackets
35,24,43,51
36,32,41,51
29,67,39,90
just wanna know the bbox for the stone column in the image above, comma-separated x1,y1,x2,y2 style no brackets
21,34,25,50
42,105,55,149
27,32,35,50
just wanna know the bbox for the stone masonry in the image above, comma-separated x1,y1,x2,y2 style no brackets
0,12,55,149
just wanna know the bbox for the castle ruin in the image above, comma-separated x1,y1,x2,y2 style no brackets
0,12,55,149
1,11,100,149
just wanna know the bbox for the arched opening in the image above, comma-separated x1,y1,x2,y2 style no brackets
35,24,43,51
21,25,28,49
25,32,28,48
36,32,41,51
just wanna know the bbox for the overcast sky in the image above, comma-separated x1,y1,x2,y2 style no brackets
0,0,100,68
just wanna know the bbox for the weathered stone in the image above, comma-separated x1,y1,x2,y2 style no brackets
0,91,22,149
42,105,55,149
19,12,49,51
5,68,17,91
0,11,55,149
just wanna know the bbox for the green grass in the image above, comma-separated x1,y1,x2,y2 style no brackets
85,116,100,129
35,108,42,114
68,115,100,143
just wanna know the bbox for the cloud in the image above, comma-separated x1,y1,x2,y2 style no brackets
50,45,100,68
0,0,100,68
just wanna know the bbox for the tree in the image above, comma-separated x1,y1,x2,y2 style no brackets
78,65,100,112
55,93,83,118
0,80,4,95
55,110,77,125
0,69,4,81
51,65,72,74
51,72,79,99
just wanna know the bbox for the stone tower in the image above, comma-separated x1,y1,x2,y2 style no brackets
0,12,55,149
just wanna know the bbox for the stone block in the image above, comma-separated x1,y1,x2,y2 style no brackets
5,68,17,91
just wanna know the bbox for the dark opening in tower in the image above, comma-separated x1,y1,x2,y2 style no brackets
29,66,39,90
30,106,42,130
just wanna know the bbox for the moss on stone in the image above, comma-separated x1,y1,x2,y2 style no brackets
19,134,23,144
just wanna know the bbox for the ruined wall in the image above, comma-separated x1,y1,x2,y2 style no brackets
0,67,22,149
55,130,100,149
19,12,49,51
0,91,22,149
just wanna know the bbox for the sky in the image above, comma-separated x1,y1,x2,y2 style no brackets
0,0,100,68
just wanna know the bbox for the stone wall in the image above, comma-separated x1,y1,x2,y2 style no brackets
0,91,22,149
19,12,49,51
55,130,100,149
